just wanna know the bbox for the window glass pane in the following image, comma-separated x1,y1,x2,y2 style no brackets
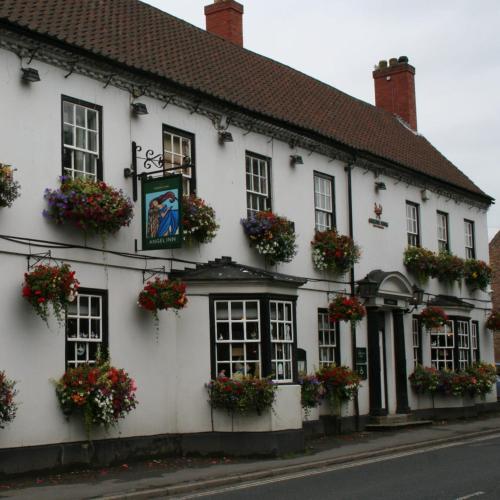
216,322,229,341
63,101,74,124
87,110,97,131
67,318,77,338
246,322,259,340
63,124,74,146
76,127,86,149
231,302,244,320
75,106,86,127
217,343,230,361
232,322,244,340
79,296,89,315
88,131,97,152
216,302,229,320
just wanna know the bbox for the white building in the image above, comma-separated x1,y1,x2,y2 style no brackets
0,0,494,473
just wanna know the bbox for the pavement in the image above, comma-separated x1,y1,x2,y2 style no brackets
2,414,500,499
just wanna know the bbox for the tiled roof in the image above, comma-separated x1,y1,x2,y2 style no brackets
170,257,307,286
0,0,490,200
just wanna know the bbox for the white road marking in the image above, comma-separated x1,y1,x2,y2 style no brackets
455,492,485,500
173,433,500,499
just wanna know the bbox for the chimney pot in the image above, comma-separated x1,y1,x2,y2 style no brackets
373,56,417,131
205,0,244,47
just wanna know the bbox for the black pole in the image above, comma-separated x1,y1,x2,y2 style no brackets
344,163,360,431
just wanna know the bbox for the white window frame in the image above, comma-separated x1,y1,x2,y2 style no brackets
66,291,106,367
464,220,475,259
214,300,262,379
314,173,335,231
318,309,338,367
457,320,470,370
471,321,479,363
62,97,100,180
406,201,420,247
430,321,454,371
437,211,449,253
412,317,421,368
270,300,294,382
162,126,194,194
246,153,271,216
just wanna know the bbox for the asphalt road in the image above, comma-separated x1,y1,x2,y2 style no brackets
175,434,500,500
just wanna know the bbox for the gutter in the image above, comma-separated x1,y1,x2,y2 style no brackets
344,162,360,431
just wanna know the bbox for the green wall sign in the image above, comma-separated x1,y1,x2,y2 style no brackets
141,175,183,250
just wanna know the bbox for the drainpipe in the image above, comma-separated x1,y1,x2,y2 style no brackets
344,162,360,431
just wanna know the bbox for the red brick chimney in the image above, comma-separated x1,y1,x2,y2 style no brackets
373,56,417,131
205,0,244,47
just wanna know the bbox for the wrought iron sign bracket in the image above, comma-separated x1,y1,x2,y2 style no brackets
124,142,192,202
27,250,59,271
143,266,167,283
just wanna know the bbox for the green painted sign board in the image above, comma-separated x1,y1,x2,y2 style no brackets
141,175,183,250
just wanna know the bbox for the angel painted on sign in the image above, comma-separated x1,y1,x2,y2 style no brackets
147,191,179,238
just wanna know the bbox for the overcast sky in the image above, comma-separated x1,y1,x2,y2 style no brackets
145,0,500,241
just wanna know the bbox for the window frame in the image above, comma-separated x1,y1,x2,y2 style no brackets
318,308,340,367
436,211,450,253
245,151,272,216
464,219,476,259
162,124,196,195
209,293,297,384
412,315,423,367
406,201,420,247
61,95,103,180
471,320,480,363
65,288,108,369
313,171,336,232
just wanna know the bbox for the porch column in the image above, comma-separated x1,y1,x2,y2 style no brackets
367,308,386,416
393,309,410,414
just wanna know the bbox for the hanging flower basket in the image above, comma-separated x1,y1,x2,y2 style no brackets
328,295,366,323
43,176,134,236
432,252,464,283
409,363,496,398
206,376,277,416
182,195,219,244
403,246,436,283
299,374,324,417
419,306,448,330
54,357,138,437
463,259,492,291
485,311,500,332
0,163,21,208
138,278,188,321
311,230,361,274
0,370,18,429
316,365,361,414
22,263,79,324
241,211,297,265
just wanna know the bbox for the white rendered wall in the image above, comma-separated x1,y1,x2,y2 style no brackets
0,43,494,449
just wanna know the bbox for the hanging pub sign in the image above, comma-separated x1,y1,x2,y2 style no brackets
141,174,183,250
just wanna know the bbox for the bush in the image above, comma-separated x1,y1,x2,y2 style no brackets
44,176,133,236
403,246,436,283
299,374,324,416
138,278,188,321
485,311,500,332
316,365,361,409
419,306,448,330
206,376,277,416
408,365,440,394
0,164,21,208
311,230,360,274
22,263,79,324
463,259,492,292
432,252,464,283
182,195,219,244
328,296,366,324
54,357,138,437
241,211,297,265
0,370,18,429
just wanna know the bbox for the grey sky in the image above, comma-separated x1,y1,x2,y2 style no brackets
145,0,500,241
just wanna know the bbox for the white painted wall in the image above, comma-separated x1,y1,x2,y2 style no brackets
0,41,494,450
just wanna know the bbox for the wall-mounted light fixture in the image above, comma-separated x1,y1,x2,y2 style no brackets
290,154,304,166
406,285,424,313
21,67,41,83
131,102,148,115
375,181,387,192
218,130,233,144
421,189,430,202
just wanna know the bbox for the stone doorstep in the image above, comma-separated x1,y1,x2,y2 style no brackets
366,413,433,431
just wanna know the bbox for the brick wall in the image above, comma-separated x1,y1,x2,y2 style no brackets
489,231,500,361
